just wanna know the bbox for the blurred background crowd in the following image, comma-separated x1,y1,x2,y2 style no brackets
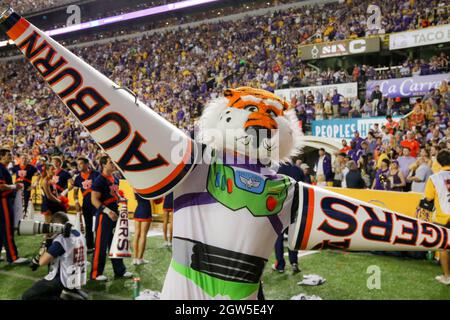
0,0,448,194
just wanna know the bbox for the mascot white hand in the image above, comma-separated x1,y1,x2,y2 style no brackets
2,7,450,301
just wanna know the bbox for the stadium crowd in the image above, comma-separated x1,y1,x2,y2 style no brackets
303,106,450,193
287,51,449,88
0,0,448,178
0,0,449,299
5,0,74,14
1,0,448,56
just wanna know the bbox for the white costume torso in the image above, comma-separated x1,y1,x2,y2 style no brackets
161,149,296,300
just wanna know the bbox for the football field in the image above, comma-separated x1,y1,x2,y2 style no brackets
0,232,449,300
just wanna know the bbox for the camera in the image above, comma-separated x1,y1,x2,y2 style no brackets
17,220,72,238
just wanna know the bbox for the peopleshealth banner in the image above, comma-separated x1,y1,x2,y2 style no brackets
366,73,450,98
275,82,358,101
312,116,402,139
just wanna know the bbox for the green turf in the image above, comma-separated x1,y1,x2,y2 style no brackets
1,235,449,300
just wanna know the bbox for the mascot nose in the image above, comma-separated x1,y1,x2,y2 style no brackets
245,125,272,148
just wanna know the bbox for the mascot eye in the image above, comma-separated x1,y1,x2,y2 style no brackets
245,105,259,113
267,110,277,117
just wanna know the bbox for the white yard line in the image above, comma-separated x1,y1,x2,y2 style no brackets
0,270,38,282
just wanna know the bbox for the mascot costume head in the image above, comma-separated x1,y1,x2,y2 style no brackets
2,6,450,301
198,87,302,164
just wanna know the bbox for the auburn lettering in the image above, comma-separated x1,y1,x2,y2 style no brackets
17,28,169,175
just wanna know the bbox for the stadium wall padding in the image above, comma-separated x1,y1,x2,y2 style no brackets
28,176,421,217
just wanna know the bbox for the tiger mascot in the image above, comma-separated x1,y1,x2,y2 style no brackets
160,87,304,299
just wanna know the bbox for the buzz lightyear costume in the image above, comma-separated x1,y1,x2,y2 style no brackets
161,148,297,299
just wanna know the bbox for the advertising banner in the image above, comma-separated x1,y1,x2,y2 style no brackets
298,37,380,60
366,73,450,98
312,116,402,139
389,24,450,50
275,82,358,101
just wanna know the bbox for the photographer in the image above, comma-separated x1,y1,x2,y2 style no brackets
22,212,88,300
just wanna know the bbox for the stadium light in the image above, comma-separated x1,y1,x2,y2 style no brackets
0,0,220,48
46,0,221,36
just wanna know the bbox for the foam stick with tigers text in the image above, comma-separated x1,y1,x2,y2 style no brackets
289,182,450,251
110,200,132,259
0,6,196,199
75,211,86,236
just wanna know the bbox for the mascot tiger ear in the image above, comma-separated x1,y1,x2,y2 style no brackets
197,87,304,164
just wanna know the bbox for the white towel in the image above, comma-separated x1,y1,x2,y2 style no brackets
297,274,326,286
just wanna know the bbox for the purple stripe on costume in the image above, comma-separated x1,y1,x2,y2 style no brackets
268,215,283,235
222,153,265,173
174,192,217,211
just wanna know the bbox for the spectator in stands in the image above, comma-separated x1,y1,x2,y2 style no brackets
331,90,343,117
370,85,383,116
430,145,442,173
300,163,314,184
361,100,372,117
346,160,365,189
340,155,351,189
332,152,346,187
372,158,391,190
340,98,351,118
314,148,332,186
388,160,406,192
339,139,351,154
372,123,383,138
323,96,333,119
408,100,426,128
401,131,420,157
358,154,374,188
348,141,362,163
385,115,399,134
366,132,377,153
408,152,433,193
352,131,364,150
397,147,416,191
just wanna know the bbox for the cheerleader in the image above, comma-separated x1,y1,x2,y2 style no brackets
132,192,152,265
